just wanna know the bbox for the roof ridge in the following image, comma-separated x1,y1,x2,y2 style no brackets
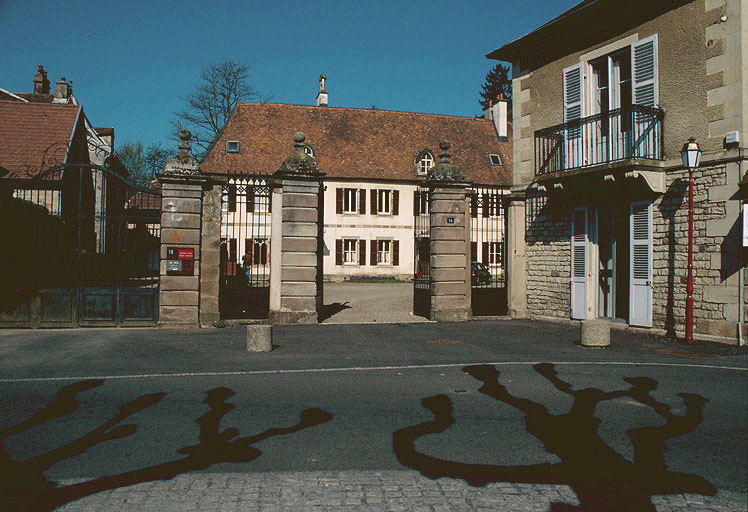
239,102,491,122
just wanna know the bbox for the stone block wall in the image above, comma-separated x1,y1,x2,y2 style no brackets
525,194,570,319
429,185,471,322
159,182,203,328
199,183,221,326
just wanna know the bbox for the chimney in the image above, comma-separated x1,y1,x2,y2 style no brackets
316,75,328,107
54,77,72,102
490,93,509,141
33,65,50,95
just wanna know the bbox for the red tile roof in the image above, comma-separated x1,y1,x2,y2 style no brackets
0,100,82,177
201,103,511,186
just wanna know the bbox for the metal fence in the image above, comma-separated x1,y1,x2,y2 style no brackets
413,186,430,319
219,172,271,319
469,186,508,316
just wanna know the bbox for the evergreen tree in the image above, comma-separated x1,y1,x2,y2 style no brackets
479,64,512,110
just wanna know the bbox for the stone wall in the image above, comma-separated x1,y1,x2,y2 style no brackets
525,192,570,319
199,183,222,326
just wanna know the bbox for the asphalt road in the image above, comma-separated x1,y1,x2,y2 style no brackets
0,320,746,511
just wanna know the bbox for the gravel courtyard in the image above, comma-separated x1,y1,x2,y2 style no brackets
320,282,429,324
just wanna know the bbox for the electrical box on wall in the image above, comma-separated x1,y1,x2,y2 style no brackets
166,247,195,276
725,131,739,146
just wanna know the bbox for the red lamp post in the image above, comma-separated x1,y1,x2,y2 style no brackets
681,138,702,344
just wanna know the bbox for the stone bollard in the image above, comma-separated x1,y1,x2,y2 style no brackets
247,324,273,352
580,320,610,347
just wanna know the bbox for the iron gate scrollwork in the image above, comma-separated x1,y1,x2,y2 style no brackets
469,186,508,316
413,186,431,318
1,163,161,327
219,173,271,319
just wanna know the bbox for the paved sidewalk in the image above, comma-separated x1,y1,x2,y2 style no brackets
57,471,746,511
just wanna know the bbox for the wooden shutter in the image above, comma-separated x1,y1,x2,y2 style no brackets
629,201,653,327
632,35,659,157
393,240,399,266
632,35,658,108
336,188,343,214
471,242,477,262
413,191,419,216
571,207,588,319
371,189,378,214
393,190,399,215
359,189,366,214
228,185,237,212
370,240,377,266
563,63,584,169
482,193,490,218
335,239,343,265
359,239,366,266
482,242,489,263
470,193,478,218
247,187,255,213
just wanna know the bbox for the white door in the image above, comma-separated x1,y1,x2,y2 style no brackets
571,207,588,319
629,200,653,327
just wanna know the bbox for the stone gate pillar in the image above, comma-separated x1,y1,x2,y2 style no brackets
507,189,527,318
157,130,207,328
268,132,325,325
427,141,472,322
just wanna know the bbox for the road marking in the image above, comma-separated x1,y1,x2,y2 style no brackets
0,360,745,383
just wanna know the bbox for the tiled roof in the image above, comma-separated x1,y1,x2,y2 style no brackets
201,103,511,186
0,100,81,177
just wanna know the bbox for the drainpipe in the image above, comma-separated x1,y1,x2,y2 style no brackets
738,149,745,346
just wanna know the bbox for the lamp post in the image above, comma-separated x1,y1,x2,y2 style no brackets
681,138,702,344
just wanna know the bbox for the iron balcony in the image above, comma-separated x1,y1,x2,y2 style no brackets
534,104,665,177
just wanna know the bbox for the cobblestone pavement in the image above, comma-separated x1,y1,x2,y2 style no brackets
56,471,746,511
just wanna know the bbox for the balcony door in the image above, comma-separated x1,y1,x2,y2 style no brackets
590,50,632,165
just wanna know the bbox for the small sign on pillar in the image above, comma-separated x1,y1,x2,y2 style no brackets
166,247,194,276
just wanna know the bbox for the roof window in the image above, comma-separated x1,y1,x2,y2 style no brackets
303,143,314,157
226,141,241,154
488,153,502,166
415,150,434,176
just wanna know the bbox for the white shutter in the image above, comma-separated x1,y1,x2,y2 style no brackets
571,207,588,320
629,201,653,327
632,35,658,107
632,35,659,158
563,64,584,169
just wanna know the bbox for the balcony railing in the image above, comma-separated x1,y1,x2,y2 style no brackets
535,104,664,176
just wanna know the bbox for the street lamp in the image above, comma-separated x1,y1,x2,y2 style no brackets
681,137,702,344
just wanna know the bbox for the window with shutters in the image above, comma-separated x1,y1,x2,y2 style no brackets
343,188,358,213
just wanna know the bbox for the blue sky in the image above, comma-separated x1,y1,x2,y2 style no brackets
0,0,578,150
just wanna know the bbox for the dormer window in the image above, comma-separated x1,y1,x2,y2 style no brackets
415,150,434,176
226,141,241,154
488,153,502,166
303,143,314,157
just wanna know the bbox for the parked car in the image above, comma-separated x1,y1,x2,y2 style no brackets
471,262,491,286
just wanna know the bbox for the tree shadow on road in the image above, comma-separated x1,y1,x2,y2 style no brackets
0,380,331,511
393,363,716,512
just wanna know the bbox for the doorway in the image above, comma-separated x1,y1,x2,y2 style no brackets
595,204,629,322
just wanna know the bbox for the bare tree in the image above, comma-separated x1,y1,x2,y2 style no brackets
172,59,270,160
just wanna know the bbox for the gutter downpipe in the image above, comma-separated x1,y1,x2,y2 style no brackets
739,149,745,346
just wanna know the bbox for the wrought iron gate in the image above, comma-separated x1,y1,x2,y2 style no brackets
469,186,508,316
219,173,271,319
413,186,431,318
1,164,161,327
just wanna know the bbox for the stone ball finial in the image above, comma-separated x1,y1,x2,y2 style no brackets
294,132,306,144
179,129,192,142
440,140,451,151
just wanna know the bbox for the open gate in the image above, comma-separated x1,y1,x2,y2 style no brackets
219,173,271,319
1,164,161,327
413,186,431,318
469,186,508,316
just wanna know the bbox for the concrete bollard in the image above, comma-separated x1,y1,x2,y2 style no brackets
580,319,610,348
247,324,272,352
